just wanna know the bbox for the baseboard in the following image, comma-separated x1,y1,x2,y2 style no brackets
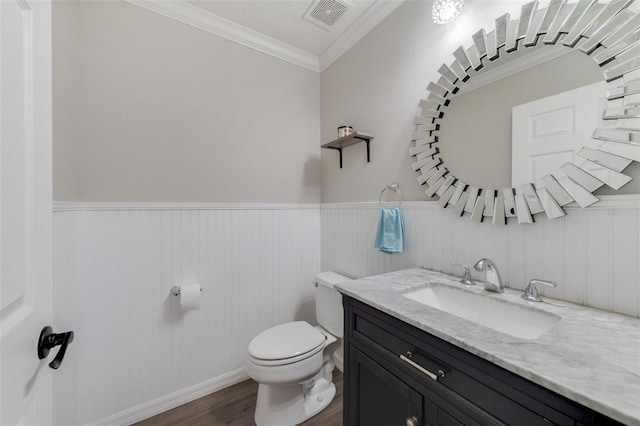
92,368,249,426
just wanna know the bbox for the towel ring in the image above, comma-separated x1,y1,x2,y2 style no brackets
379,182,402,209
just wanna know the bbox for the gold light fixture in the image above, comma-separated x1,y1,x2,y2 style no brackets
432,0,464,24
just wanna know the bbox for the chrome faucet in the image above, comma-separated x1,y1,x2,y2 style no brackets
450,262,476,286
473,258,504,293
522,279,557,302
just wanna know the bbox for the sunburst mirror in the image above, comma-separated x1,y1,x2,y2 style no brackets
411,0,640,224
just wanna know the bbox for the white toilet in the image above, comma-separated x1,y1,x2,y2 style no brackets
245,271,352,426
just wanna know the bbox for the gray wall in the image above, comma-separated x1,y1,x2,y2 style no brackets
53,1,321,203
54,0,638,203
321,0,639,202
52,0,80,201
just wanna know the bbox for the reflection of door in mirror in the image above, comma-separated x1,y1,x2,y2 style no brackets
512,81,607,189
437,50,603,190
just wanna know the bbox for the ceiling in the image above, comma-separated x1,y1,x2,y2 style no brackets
125,0,406,72
121,0,640,73
186,0,379,56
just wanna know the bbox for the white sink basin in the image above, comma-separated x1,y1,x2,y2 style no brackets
402,285,561,339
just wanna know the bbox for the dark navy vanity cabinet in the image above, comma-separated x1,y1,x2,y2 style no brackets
343,296,622,426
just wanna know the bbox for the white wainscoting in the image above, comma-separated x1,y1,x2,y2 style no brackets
53,198,639,424
53,203,320,425
321,197,640,318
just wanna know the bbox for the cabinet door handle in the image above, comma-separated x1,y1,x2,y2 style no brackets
400,352,445,381
406,416,419,426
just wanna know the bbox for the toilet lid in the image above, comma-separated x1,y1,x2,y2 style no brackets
248,321,325,361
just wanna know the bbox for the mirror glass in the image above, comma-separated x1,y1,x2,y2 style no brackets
438,48,603,188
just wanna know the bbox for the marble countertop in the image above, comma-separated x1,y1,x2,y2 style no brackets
335,267,640,425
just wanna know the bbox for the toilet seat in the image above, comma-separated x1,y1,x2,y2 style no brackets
248,321,325,366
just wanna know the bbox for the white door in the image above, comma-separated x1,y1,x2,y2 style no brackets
512,81,607,187
1,1,54,425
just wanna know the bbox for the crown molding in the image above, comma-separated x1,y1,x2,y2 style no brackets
122,0,320,72
123,0,405,74
319,0,406,72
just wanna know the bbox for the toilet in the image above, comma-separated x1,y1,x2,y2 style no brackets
245,271,352,426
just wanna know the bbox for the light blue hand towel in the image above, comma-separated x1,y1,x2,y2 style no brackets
374,208,405,254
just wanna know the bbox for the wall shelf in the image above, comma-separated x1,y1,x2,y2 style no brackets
321,132,374,168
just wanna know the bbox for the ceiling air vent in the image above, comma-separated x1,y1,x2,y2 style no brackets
303,0,352,31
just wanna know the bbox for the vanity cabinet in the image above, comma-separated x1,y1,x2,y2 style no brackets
343,296,622,426
350,346,484,425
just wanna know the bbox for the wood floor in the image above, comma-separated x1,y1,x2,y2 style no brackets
134,371,343,426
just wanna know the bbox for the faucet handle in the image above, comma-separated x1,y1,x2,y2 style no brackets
522,279,557,302
450,262,476,286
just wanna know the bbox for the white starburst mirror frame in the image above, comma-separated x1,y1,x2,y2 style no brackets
411,0,640,224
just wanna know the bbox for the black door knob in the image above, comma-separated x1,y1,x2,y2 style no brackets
37,326,74,369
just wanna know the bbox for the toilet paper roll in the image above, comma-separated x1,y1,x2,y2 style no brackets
180,284,201,311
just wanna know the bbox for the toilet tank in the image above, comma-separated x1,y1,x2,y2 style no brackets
315,271,352,338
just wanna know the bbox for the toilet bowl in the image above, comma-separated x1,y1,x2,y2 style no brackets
245,272,352,426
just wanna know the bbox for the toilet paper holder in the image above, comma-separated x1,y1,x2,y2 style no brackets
170,285,203,296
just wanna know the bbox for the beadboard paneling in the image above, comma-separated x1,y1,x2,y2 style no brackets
53,199,639,424
53,205,320,425
321,199,640,318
